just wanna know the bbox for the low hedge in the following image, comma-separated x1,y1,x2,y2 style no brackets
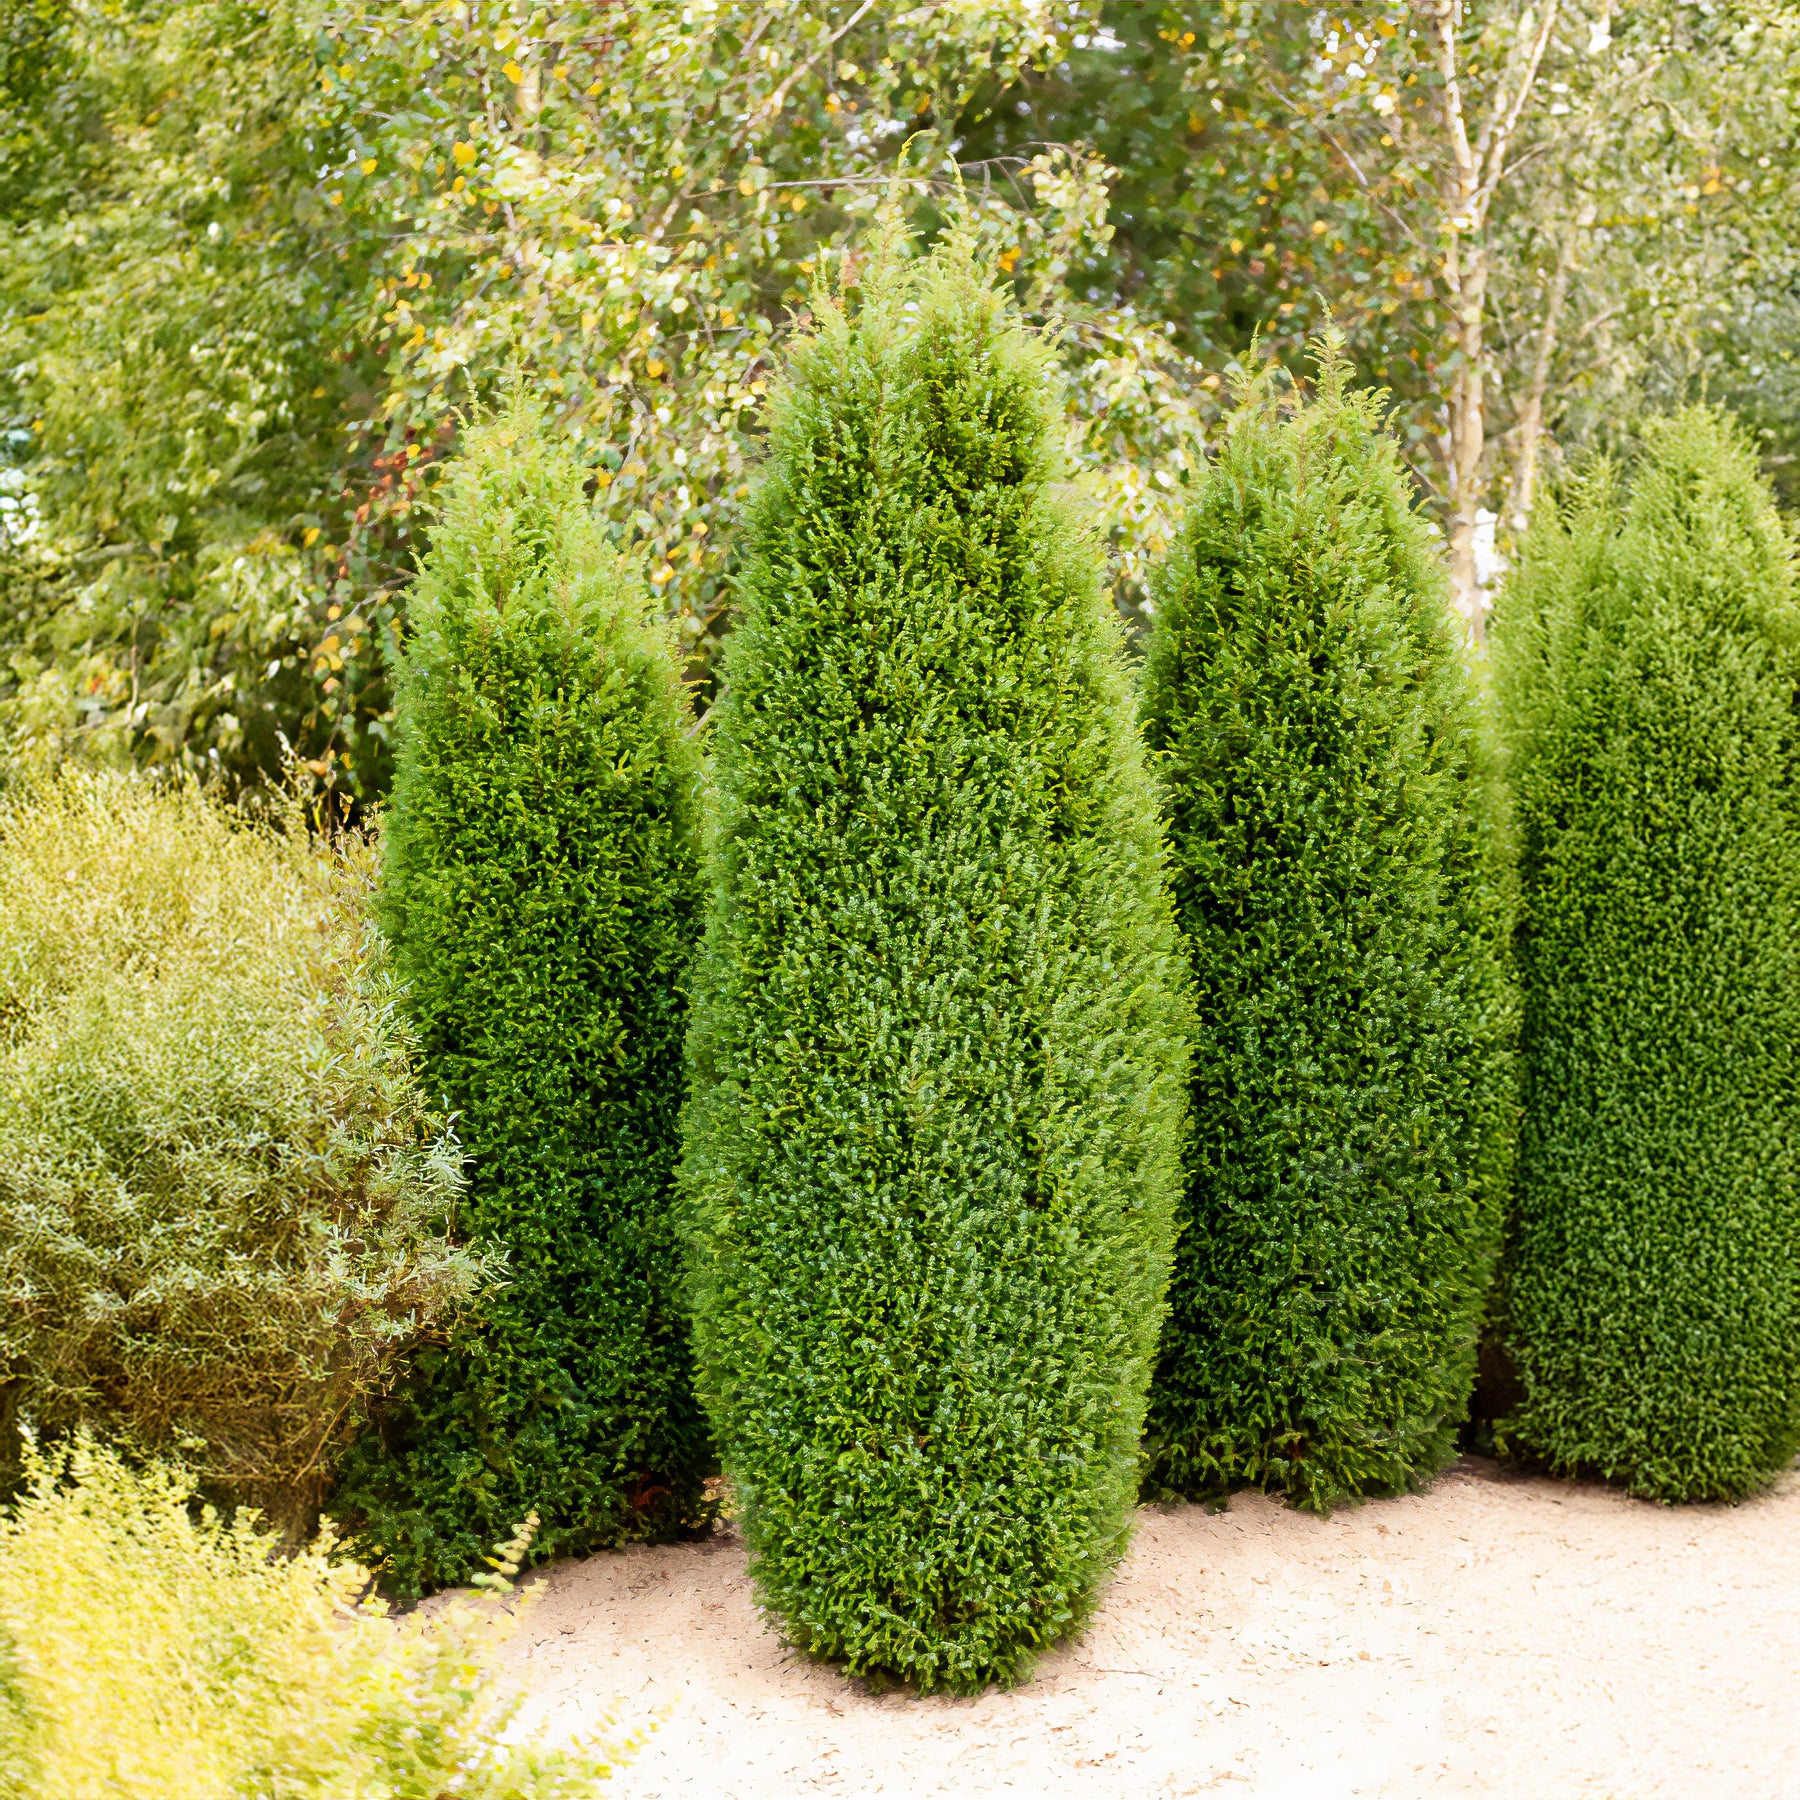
0,1439,628,1797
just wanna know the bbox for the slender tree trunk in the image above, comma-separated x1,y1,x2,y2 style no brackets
1443,244,1488,638
1423,0,1558,641
1507,215,1583,530
1431,0,1487,638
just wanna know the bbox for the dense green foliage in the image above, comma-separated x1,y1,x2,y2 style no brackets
332,402,708,1594
972,2,1800,513
1139,354,1512,1512
11,1,1796,795
0,770,479,1532
1492,409,1800,1501
0,0,371,783
0,0,1200,798
681,239,1191,1694
0,1440,631,1798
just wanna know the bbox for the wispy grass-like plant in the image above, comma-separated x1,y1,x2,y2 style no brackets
0,770,480,1531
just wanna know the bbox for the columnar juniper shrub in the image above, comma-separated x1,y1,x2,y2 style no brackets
0,770,478,1534
1140,349,1513,1512
331,401,709,1592
681,239,1192,1693
1492,409,1800,1501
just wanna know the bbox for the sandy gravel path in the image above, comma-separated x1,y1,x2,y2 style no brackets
505,1457,1800,1798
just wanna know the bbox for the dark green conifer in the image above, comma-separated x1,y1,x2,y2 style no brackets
1140,349,1512,1511
331,400,709,1591
1493,408,1800,1501
680,240,1191,1693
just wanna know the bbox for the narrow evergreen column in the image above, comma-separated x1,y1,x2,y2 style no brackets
1141,353,1512,1511
1494,409,1800,1500
681,243,1191,1692
331,400,709,1592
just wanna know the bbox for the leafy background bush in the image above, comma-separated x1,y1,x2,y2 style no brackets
682,237,1192,1694
331,401,710,1594
6,0,1794,800
0,770,480,1531
1140,351,1514,1512
1493,408,1800,1501
0,1438,630,1799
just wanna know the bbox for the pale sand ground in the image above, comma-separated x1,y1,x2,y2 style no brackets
503,1457,1800,1799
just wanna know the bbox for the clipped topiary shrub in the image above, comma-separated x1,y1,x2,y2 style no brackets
1139,348,1513,1512
331,399,709,1594
680,239,1192,1694
1492,408,1800,1501
0,769,479,1534
0,1438,636,1798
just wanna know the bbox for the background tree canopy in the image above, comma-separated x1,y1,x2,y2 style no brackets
5,0,1796,794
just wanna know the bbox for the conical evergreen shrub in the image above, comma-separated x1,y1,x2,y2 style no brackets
1140,351,1513,1512
331,400,709,1592
681,240,1192,1693
1492,408,1800,1501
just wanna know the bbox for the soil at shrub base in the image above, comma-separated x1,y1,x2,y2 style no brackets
500,1457,1800,1798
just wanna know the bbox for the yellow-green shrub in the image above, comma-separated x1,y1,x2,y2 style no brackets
0,771,484,1529
0,1439,632,1798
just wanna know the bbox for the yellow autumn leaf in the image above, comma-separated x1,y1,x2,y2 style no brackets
646,358,665,377
452,141,476,167
504,59,525,83
360,158,377,174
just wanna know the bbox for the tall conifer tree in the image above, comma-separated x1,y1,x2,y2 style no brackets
1140,350,1512,1511
681,239,1191,1693
331,401,708,1591
1493,409,1800,1500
